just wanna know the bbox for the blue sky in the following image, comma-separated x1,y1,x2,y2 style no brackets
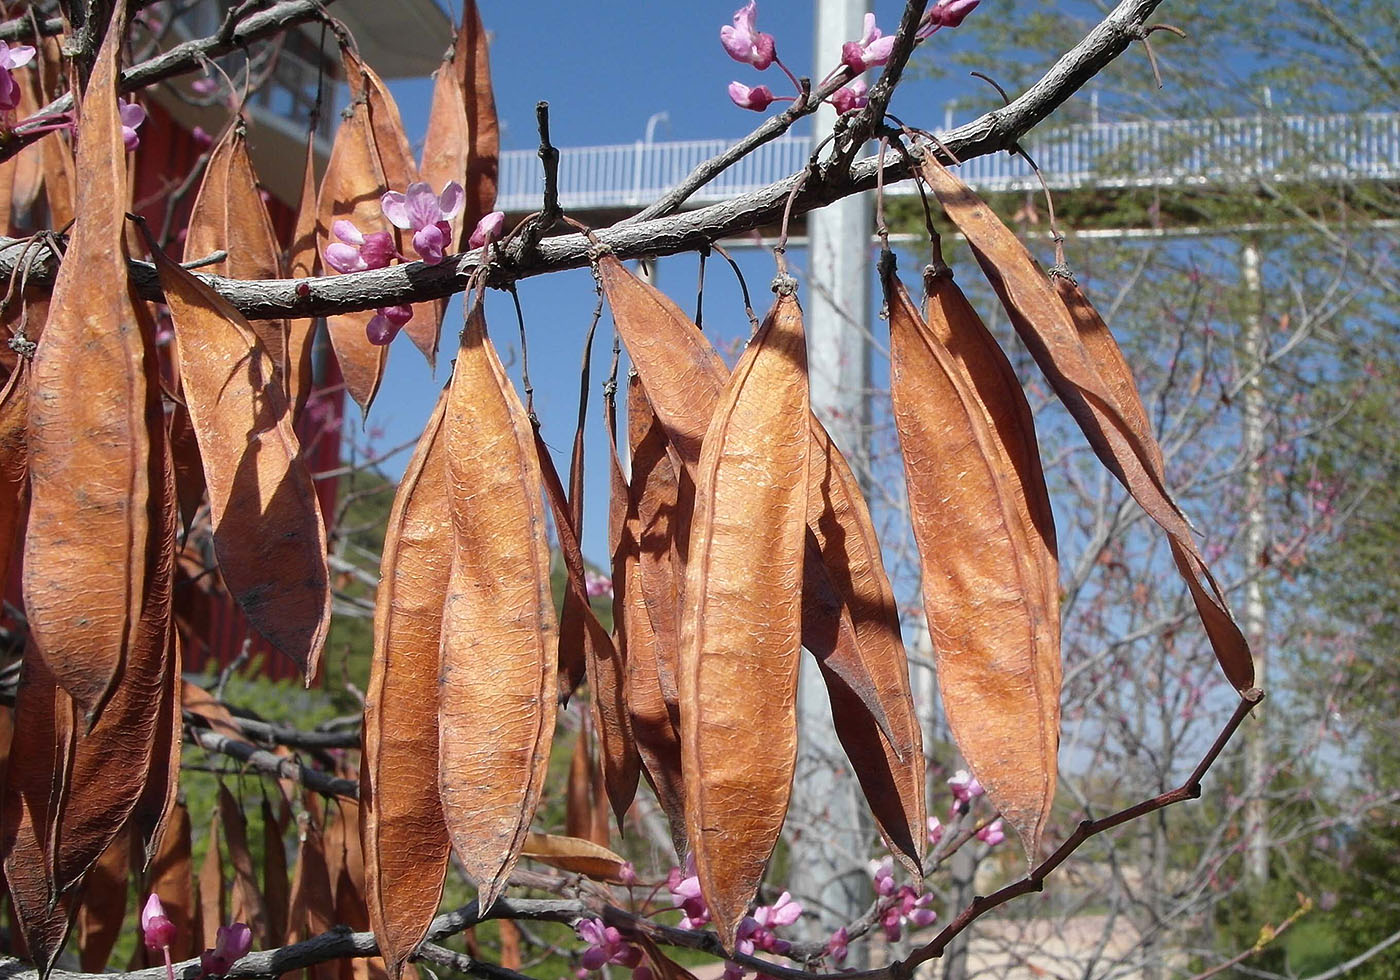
356,2,1005,565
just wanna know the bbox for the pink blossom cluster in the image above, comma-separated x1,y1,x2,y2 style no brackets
585,570,614,599
721,1,979,115
667,858,802,980
868,858,938,943
142,894,252,980
322,180,504,346
575,918,644,973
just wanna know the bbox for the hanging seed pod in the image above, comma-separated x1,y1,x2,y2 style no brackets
439,299,557,910
681,282,809,949
148,236,331,681
885,253,1060,860
918,152,1252,692
24,0,162,726
361,390,452,978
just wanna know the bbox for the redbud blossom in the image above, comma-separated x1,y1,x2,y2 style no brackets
0,42,35,112
381,181,465,264
826,927,850,965
948,768,984,804
976,818,1005,846
841,14,897,72
585,570,613,599
141,894,177,952
468,209,506,250
575,918,643,971
720,2,776,70
668,857,710,929
920,0,980,34
324,220,396,274
728,81,776,112
927,815,944,847
200,922,252,976
367,304,413,346
119,99,146,151
830,79,869,114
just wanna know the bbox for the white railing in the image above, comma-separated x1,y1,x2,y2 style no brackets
496,112,1400,214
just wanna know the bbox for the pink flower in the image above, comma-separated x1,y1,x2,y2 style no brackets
830,79,869,114
870,856,896,896
948,769,984,805
841,14,897,72
976,818,1005,847
0,41,35,112
200,922,252,976
754,892,801,929
468,210,506,250
141,894,177,952
575,918,642,972
826,927,849,965
617,861,638,885
191,76,218,95
667,857,709,929
119,99,146,151
191,125,213,149
927,816,944,847
728,81,776,112
324,220,396,274
720,2,775,70
381,181,464,264
896,886,938,928
920,0,980,34
367,304,413,345
585,570,613,599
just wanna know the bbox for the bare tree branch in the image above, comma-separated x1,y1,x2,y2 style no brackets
0,0,1164,322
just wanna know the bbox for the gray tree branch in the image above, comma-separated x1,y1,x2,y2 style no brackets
0,0,1164,323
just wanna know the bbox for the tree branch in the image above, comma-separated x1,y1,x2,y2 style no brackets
0,0,337,161
0,0,1163,320
185,726,360,799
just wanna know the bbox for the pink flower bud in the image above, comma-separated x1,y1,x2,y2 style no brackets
728,81,776,111
468,210,506,250
720,2,776,70
366,305,413,346
830,79,869,114
141,894,177,952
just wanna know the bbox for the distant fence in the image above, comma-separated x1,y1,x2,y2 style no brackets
496,112,1400,214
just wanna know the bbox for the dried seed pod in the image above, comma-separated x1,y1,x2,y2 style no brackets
600,256,926,868
534,426,639,825
286,132,320,423
886,256,1060,859
439,300,557,910
148,236,331,680
361,390,452,977
23,0,162,725
183,123,289,382
919,153,1252,692
681,285,809,948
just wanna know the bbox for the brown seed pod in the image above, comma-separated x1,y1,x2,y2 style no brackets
438,300,557,910
886,256,1060,860
361,389,452,977
681,286,809,949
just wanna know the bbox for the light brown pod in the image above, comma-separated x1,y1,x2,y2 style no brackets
918,153,1253,692
149,237,332,680
598,255,903,742
886,260,1060,859
76,832,130,971
681,286,810,948
618,379,686,858
219,784,271,945
286,132,320,423
454,0,500,241
315,52,391,414
520,831,634,881
600,256,926,866
1052,272,1253,691
534,426,639,824
418,52,470,366
23,0,161,725
198,809,225,949
128,624,184,866
439,300,558,910
0,363,31,594
361,389,452,977
0,652,76,978
183,123,289,382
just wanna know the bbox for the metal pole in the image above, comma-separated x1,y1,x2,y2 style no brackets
788,0,876,949
1240,239,1270,885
